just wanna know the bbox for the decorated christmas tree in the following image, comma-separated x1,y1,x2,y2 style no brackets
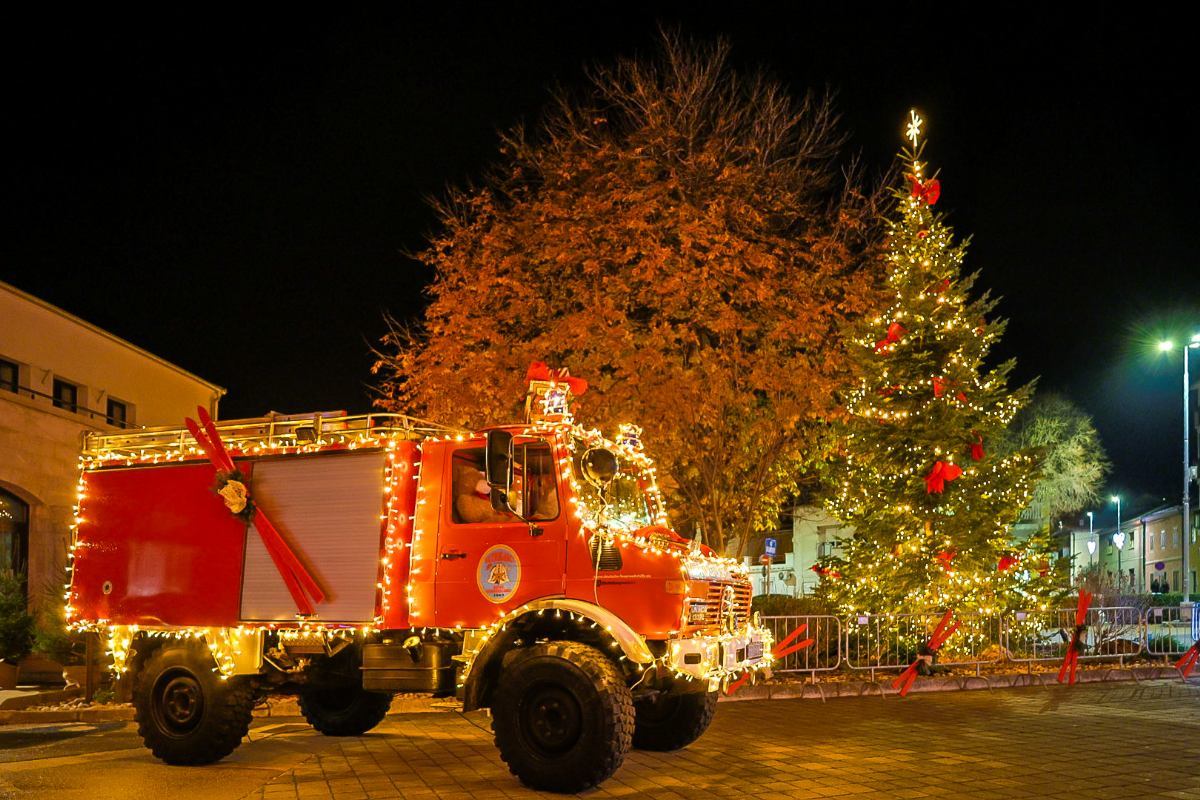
819,111,1063,617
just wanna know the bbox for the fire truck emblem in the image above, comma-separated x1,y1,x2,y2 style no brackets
477,545,521,603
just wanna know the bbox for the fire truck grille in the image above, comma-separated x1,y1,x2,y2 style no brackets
687,580,752,630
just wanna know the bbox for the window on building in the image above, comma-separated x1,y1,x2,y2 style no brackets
52,378,78,413
106,398,129,428
1161,530,1167,549
1149,534,1155,552
1173,570,1180,591
0,489,29,582
1172,528,1180,547
0,358,17,393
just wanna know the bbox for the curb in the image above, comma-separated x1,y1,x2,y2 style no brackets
0,687,81,711
718,666,1189,702
0,706,133,725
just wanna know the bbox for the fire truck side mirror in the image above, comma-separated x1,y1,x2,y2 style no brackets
485,430,515,512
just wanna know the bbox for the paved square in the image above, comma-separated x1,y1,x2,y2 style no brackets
247,680,1200,799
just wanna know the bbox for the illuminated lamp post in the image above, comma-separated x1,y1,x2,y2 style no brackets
1158,333,1199,604
1111,495,1123,589
1086,511,1096,567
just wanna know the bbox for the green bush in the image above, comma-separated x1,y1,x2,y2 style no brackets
752,594,833,616
0,570,34,664
32,581,84,666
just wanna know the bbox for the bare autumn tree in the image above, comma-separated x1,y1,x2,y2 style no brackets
374,33,882,557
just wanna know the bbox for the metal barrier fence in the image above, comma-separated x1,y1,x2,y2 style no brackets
761,604,1198,675
760,615,841,678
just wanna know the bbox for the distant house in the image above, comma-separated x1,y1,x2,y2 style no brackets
742,506,853,596
1074,503,1199,594
0,280,224,609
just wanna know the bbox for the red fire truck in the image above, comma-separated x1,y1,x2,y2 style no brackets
66,380,770,792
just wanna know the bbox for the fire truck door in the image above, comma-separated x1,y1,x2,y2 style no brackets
434,440,566,628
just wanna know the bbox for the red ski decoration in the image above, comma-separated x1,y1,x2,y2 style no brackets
924,460,963,494
1057,590,1093,685
526,361,588,395
909,175,941,205
185,406,325,616
874,322,908,354
892,609,958,697
1176,641,1199,680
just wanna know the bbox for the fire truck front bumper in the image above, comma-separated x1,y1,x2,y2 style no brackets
666,626,772,687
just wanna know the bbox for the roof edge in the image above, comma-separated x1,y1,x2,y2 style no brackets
1,279,226,396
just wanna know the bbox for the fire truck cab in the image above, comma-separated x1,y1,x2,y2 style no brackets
67,388,770,792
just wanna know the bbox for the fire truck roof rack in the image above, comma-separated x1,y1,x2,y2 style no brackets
82,411,464,460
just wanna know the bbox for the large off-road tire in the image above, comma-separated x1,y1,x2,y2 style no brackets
632,688,718,751
298,685,393,736
134,641,254,765
491,640,634,793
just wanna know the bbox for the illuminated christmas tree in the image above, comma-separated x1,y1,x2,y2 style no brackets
819,111,1062,616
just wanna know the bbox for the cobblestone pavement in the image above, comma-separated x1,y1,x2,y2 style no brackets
246,680,1200,800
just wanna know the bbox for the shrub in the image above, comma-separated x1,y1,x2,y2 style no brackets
0,570,34,664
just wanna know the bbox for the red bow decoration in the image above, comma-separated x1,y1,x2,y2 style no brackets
997,553,1020,572
892,610,958,697
956,391,969,404
1057,590,1093,685
935,549,956,572
924,460,963,494
932,277,950,294
725,623,815,696
811,564,841,580
874,322,907,354
185,406,325,616
909,175,941,206
932,376,947,398
1176,641,1200,680
878,384,901,397
525,361,588,396
969,434,985,462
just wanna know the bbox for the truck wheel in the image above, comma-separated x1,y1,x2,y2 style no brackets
298,686,393,736
632,688,718,751
491,641,634,793
134,642,254,765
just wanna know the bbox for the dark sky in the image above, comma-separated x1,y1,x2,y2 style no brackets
5,4,1197,518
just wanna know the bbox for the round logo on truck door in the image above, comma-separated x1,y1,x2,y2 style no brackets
478,545,521,603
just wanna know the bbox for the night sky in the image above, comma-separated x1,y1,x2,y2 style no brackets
6,5,1197,519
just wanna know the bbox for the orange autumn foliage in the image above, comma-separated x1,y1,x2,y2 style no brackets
375,34,883,556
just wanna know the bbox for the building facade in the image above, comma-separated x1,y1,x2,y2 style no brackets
743,506,852,596
1,280,224,608
1065,503,1199,595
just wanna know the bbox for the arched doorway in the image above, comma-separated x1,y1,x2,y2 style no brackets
0,488,29,579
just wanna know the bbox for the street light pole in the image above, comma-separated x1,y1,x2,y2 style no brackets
1162,334,1198,605
1111,495,1123,589
1087,511,1095,567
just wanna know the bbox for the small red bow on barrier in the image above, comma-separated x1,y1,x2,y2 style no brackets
185,406,325,616
969,434,985,462
892,609,958,697
874,322,907,354
726,623,815,696
924,460,963,494
526,361,588,395
1176,641,1199,680
1057,590,1093,685
909,175,941,205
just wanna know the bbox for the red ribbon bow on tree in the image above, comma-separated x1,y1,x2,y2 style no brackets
997,553,1021,572
932,376,947,398
892,609,959,697
969,434,986,462
935,548,956,572
185,406,325,616
874,322,907,354
725,623,815,696
924,460,963,494
909,175,941,206
526,361,588,395
811,564,841,580
1176,641,1199,680
1057,590,1093,685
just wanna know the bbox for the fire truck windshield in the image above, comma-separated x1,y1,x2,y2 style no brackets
570,442,655,532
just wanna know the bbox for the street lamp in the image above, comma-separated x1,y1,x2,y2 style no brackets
1086,511,1095,566
1159,334,1198,605
1111,495,1123,589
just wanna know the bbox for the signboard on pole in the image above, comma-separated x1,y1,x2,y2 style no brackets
764,537,777,557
